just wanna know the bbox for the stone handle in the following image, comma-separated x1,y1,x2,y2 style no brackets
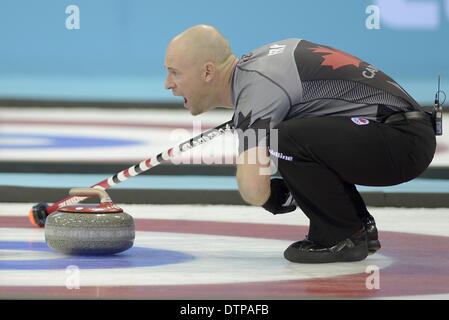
69,188,112,203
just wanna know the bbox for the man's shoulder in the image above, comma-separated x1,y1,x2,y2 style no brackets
232,38,303,107
236,38,303,69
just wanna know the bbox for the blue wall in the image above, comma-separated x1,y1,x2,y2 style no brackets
0,0,448,103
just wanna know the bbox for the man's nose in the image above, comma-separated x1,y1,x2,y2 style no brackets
164,76,176,90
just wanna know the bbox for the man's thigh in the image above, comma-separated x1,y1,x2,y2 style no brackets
273,116,408,186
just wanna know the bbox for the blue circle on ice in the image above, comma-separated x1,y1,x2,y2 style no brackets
0,241,194,270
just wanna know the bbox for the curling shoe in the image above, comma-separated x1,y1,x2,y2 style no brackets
363,214,381,255
284,229,369,264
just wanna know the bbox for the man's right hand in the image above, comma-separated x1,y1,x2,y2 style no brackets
262,178,297,215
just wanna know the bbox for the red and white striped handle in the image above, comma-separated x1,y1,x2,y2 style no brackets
45,119,234,214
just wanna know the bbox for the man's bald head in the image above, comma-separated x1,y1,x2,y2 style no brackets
164,25,238,115
167,24,233,67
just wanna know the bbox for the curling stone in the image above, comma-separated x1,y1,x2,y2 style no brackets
45,188,135,256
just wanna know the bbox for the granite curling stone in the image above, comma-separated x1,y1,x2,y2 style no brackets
45,188,135,256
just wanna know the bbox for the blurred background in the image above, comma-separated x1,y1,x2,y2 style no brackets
0,0,447,105
1,0,448,206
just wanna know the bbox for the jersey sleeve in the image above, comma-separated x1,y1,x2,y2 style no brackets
233,71,291,155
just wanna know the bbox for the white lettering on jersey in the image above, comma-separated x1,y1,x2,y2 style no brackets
268,44,286,56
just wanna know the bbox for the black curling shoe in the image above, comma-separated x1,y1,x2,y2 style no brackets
363,215,381,255
284,229,369,264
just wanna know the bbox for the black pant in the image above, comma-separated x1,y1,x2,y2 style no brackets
273,116,436,247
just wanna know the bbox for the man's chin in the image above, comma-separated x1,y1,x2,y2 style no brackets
184,103,202,116
189,108,203,116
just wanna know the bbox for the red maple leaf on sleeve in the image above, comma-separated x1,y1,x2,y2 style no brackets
310,46,362,70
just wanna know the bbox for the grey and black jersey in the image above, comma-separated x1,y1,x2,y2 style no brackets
231,38,421,153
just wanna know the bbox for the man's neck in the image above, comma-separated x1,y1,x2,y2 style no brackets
220,55,239,108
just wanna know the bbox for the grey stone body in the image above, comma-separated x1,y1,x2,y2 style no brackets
45,212,135,255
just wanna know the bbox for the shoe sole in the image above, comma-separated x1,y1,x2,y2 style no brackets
284,242,369,264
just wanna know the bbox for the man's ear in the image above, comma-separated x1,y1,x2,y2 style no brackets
202,62,216,82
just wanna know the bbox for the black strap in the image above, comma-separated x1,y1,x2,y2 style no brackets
384,111,432,124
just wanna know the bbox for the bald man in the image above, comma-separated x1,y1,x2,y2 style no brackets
164,25,437,263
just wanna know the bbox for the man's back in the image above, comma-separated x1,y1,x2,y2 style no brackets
232,39,421,131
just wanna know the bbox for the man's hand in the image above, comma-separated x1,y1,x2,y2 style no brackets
262,178,297,215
